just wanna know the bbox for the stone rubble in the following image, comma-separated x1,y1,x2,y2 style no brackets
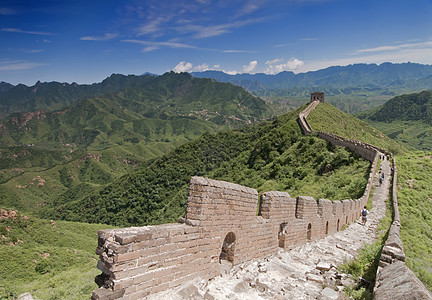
149,159,391,300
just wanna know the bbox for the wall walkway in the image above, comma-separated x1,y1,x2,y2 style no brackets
299,100,432,299
92,100,431,299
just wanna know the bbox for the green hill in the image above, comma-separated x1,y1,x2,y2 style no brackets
39,105,371,227
357,90,432,150
0,209,115,299
397,153,432,291
0,72,267,212
307,102,402,154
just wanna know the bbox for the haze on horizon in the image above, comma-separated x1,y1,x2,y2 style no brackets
1,0,432,85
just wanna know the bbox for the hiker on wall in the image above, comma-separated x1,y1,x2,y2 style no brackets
361,206,368,225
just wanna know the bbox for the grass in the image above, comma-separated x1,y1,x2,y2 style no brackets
307,102,404,155
364,120,432,151
396,152,432,291
0,210,114,299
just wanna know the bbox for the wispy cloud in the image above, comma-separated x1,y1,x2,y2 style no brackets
355,40,432,53
180,18,265,39
222,49,258,53
11,49,44,54
137,16,171,37
80,33,118,41
0,7,16,15
301,38,318,41
1,28,54,36
0,59,45,71
297,43,432,74
122,39,197,52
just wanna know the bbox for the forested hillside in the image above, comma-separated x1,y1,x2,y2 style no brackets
0,72,267,212
40,106,371,227
357,90,432,150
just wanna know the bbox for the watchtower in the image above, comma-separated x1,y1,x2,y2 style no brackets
310,92,324,103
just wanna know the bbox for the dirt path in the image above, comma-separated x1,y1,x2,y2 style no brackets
150,157,391,300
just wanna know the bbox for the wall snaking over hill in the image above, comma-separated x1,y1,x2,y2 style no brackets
91,98,431,299
299,100,432,299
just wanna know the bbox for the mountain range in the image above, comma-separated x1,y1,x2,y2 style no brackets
192,62,432,91
0,72,267,212
192,62,432,113
2,62,432,118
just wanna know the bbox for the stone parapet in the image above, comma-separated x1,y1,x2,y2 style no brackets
92,173,370,299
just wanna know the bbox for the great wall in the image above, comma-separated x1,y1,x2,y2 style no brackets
92,92,432,299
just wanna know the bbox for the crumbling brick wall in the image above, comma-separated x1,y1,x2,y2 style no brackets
92,175,373,300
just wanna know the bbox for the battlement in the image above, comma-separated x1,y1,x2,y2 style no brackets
93,176,372,300
310,92,324,103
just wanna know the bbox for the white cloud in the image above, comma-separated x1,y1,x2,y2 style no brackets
1,28,54,36
242,60,258,73
173,61,193,73
0,60,45,71
265,58,304,74
195,63,210,71
80,33,118,41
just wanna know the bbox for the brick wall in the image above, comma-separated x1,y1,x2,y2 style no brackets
91,98,387,300
92,172,374,299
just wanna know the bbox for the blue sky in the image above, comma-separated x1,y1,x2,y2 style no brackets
1,0,432,85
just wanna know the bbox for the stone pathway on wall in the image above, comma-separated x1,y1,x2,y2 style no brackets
149,157,391,300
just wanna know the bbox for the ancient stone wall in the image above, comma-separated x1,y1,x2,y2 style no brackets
300,99,431,299
93,175,372,300
374,158,432,299
92,96,431,299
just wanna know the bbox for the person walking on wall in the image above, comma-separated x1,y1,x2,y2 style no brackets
361,206,368,225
